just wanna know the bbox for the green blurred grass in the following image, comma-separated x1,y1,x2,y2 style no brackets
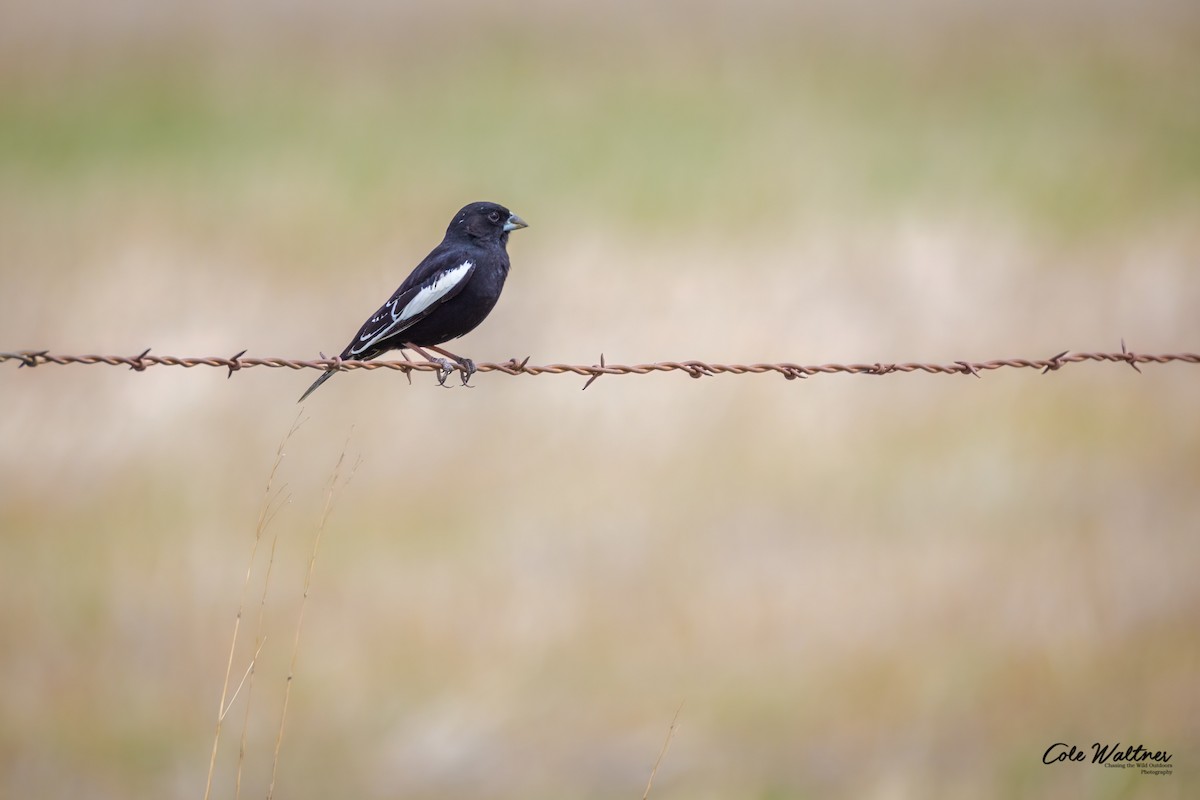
2,33,1198,254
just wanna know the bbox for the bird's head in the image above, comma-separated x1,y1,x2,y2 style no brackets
449,202,528,243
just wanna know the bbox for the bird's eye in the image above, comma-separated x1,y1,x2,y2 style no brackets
488,211,500,222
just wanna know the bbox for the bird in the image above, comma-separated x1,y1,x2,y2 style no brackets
298,201,527,402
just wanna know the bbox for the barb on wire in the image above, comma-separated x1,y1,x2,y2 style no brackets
3,346,1198,390
1121,338,1142,374
129,347,152,372
226,349,248,379
582,353,606,391
17,350,47,368
1041,350,1070,374
956,361,981,378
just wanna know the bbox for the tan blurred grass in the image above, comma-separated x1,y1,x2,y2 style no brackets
1,3,1199,799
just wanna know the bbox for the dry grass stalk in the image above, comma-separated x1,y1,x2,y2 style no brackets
642,701,684,800
204,411,303,800
267,433,360,800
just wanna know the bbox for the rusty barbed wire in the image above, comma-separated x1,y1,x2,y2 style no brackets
3,343,1197,389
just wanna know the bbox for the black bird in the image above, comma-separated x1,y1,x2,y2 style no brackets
298,201,527,402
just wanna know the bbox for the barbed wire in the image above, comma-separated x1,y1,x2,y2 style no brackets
3,343,1197,389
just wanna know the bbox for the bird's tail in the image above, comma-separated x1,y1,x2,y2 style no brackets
297,368,337,403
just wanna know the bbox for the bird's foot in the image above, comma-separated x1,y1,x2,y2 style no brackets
433,357,475,387
458,357,476,387
411,342,475,387
434,358,455,387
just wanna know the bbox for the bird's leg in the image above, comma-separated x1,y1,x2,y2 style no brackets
403,343,457,386
426,344,476,387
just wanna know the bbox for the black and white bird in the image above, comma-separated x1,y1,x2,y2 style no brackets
298,201,527,402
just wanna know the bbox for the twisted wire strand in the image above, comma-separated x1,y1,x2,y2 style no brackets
3,345,1196,387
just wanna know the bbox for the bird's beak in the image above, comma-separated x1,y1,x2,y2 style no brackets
503,214,528,232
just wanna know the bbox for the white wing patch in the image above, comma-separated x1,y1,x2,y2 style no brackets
397,260,474,324
351,260,473,355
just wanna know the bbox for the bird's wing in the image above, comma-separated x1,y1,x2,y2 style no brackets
347,259,477,357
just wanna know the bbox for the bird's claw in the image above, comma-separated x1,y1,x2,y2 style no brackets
459,358,476,387
432,357,476,387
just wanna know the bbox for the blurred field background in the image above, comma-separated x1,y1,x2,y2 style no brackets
1,1,1198,798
